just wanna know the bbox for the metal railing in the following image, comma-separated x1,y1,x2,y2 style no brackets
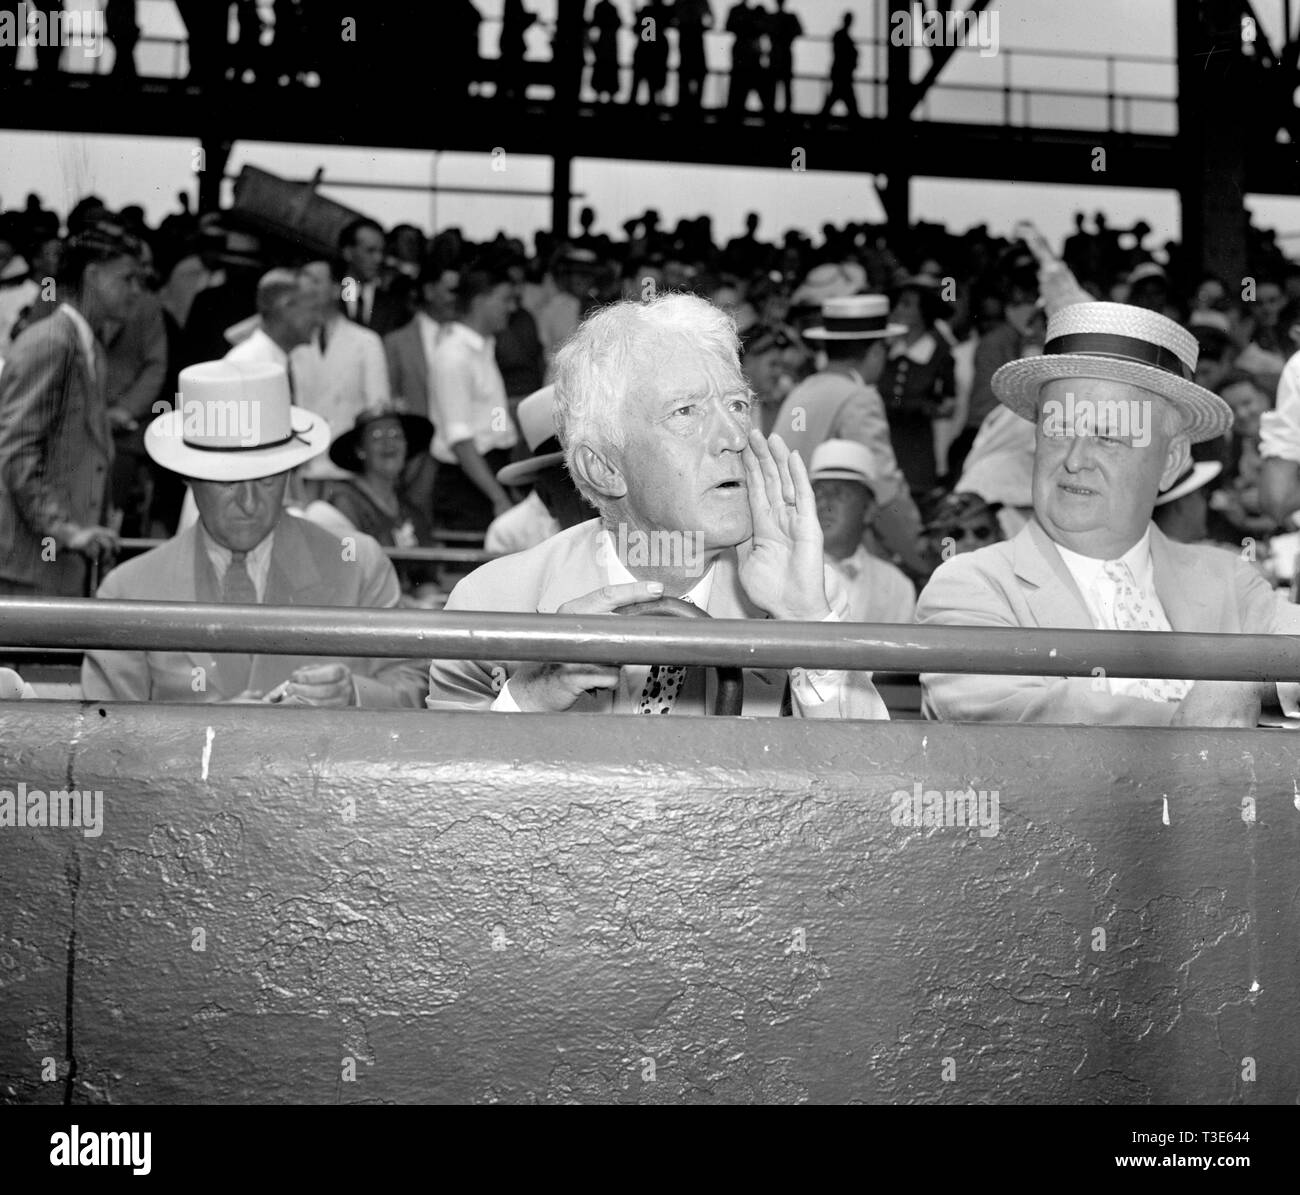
17,14,1176,138
2,597,1297,680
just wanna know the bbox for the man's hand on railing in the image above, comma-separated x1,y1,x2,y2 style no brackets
1169,680,1265,729
507,580,664,712
265,663,357,708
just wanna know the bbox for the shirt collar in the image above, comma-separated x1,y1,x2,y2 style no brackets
827,543,871,579
1054,526,1154,591
59,303,97,361
200,521,276,574
451,321,490,352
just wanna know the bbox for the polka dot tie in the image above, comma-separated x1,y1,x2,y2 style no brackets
1102,560,1190,704
638,664,687,714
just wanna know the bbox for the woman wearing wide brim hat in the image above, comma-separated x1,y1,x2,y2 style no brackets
322,404,441,599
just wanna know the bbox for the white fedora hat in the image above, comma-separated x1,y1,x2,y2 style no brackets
808,439,888,503
497,385,565,486
804,294,907,342
791,261,868,307
1156,459,1222,506
146,359,330,482
991,302,1233,444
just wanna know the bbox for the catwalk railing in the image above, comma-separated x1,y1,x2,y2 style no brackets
1,597,1298,680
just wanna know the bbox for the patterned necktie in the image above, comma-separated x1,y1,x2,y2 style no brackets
222,551,258,604
638,664,687,714
637,594,694,714
1102,560,1190,703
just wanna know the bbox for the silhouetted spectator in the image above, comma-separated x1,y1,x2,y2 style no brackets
180,223,265,366
104,0,140,80
269,0,309,84
1061,210,1092,280
821,11,859,118
673,0,713,109
176,0,229,87
725,1,764,113
630,1,670,106
31,1,65,75
767,0,801,113
231,0,263,82
589,0,622,101
498,0,536,101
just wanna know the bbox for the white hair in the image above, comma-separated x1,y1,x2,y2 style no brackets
552,292,746,513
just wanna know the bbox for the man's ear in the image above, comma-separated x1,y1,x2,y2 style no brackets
1159,432,1191,493
571,442,626,502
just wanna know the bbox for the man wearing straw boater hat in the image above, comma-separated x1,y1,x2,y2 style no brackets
772,293,927,572
916,301,1300,727
81,359,428,708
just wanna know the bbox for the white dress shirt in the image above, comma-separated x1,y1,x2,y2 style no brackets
1260,347,1300,462
828,545,917,624
1055,530,1169,700
416,311,442,422
429,322,517,463
290,316,391,479
490,529,872,715
485,491,561,557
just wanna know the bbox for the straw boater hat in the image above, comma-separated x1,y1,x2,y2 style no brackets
329,403,434,474
991,301,1234,444
497,385,564,486
145,359,329,481
804,294,907,342
808,439,888,504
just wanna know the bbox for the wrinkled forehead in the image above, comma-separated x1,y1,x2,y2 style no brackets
631,331,745,402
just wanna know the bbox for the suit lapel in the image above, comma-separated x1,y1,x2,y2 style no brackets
1015,519,1097,630
1149,524,1218,630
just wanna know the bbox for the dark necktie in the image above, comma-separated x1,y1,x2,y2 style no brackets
222,551,258,604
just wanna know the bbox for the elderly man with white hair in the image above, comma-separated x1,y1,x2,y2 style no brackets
917,301,1300,727
426,293,889,718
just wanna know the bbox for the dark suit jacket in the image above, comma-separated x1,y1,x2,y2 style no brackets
81,514,429,707
383,317,431,416
0,307,112,594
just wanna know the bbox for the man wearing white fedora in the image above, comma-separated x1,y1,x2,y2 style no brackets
917,301,1300,727
772,294,927,573
81,359,428,708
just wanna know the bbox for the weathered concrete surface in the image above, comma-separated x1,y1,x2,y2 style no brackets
0,701,1297,1104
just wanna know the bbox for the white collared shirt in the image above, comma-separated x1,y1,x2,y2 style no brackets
1054,529,1165,633
290,314,391,479
827,545,917,624
429,322,517,462
201,524,276,602
416,311,442,421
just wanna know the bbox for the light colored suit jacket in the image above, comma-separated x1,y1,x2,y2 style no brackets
427,518,887,718
916,518,1300,724
82,514,429,707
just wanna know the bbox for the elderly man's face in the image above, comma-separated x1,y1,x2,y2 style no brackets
616,343,753,550
191,473,288,553
1033,377,1185,556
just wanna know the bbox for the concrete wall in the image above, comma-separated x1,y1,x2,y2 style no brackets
1,701,1296,1104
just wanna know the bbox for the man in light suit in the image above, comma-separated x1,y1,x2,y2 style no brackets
0,220,145,597
917,301,1300,727
82,359,428,707
427,293,888,719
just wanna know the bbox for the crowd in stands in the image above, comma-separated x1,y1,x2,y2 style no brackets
5,177,1300,720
